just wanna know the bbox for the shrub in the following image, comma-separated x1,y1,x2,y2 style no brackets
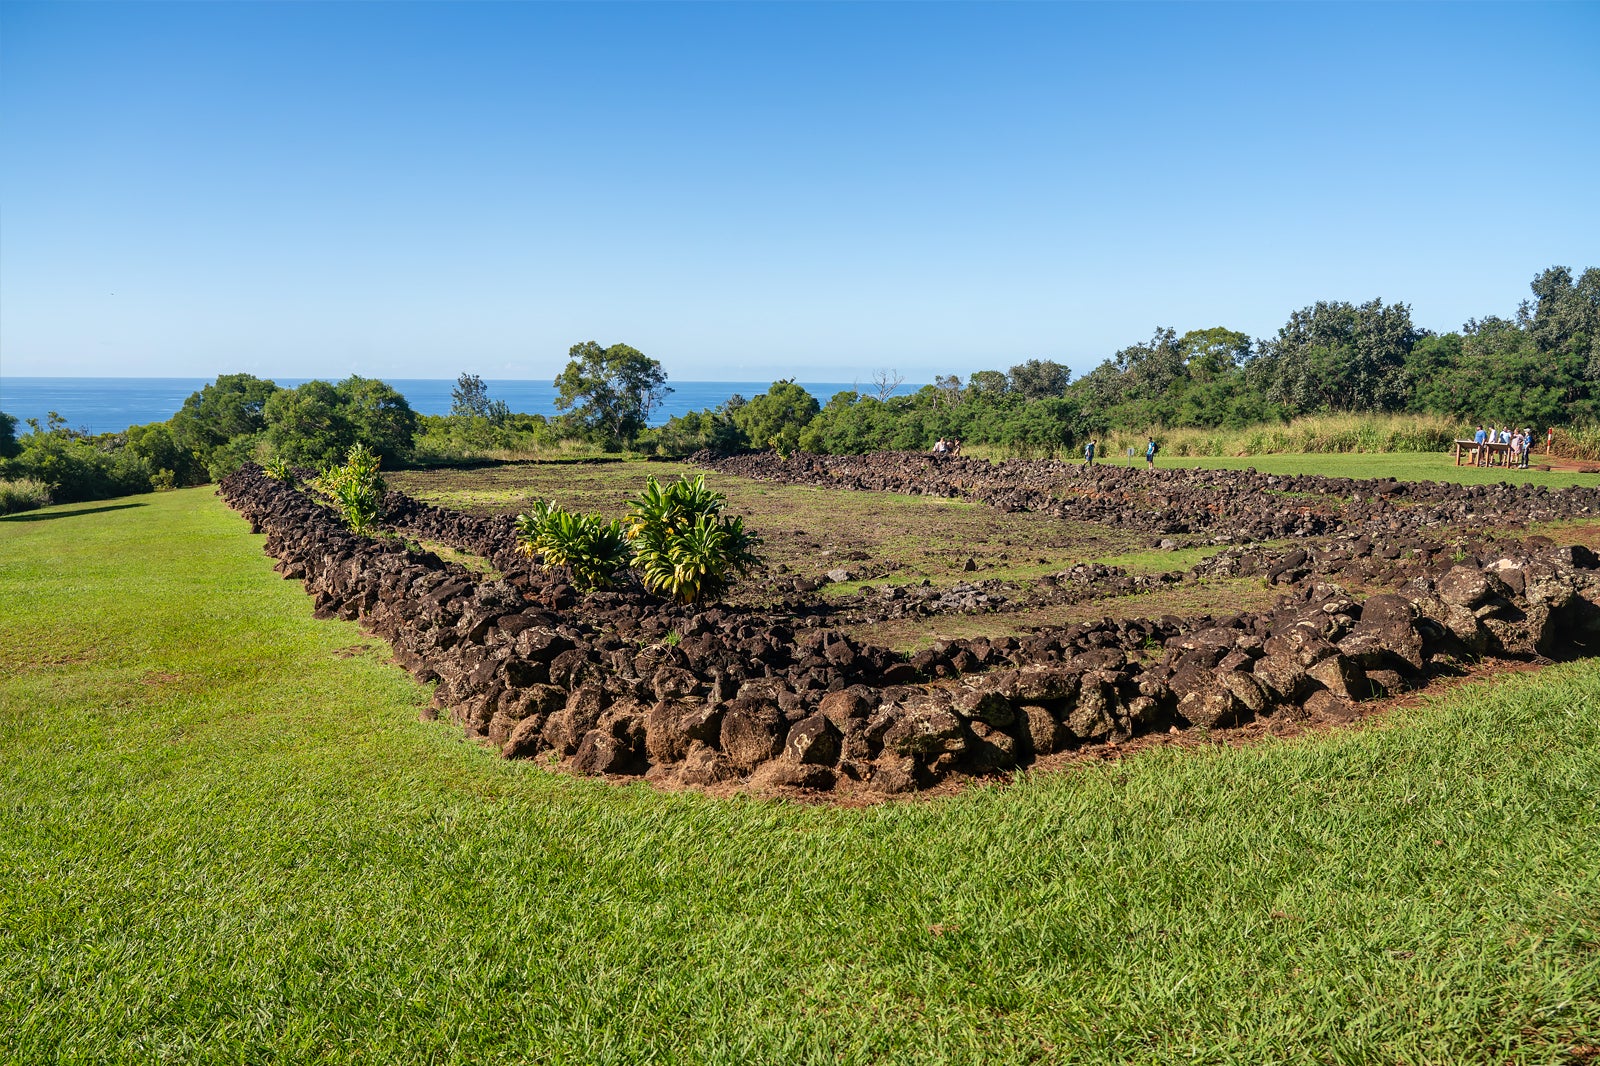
0,477,52,515
6,430,153,502
261,456,295,482
514,500,629,590
313,444,386,534
626,475,760,603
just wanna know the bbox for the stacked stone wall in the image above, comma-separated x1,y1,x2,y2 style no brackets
221,462,1600,795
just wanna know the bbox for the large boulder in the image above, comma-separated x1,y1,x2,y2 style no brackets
1169,665,1245,728
784,714,842,766
1018,704,1067,756
881,694,969,759
645,700,725,763
719,700,786,769
1307,652,1367,701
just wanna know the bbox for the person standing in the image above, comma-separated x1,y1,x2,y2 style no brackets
1145,436,1158,469
1084,438,1096,466
1511,429,1524,469
1548,426,1556,454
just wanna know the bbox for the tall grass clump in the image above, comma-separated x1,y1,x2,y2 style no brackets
1550,422,1600,462
0,477,52,515
1105,413,1468,459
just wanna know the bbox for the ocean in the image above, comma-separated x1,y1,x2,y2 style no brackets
0,377,908,436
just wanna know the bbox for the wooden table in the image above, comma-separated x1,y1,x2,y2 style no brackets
1454,439,1512,467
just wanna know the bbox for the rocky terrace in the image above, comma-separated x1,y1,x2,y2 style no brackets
220,457,1600,798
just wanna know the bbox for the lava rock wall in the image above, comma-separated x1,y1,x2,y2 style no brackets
221,463,1600,796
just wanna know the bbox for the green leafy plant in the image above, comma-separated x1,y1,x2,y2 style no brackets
313,443,386,534
626,474,761,603
513,499,559,557
261,456,295,483
514,499,629,590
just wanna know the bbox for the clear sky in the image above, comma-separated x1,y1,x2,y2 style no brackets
2,2,1597,384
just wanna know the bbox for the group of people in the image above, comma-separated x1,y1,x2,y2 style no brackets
1081,436,1159,468
932,437,961,456
1471,424,1542,468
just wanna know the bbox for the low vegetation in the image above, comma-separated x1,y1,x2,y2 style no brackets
513,474,761,601
514,499,631,590
0,476,52,515
312,443,387,534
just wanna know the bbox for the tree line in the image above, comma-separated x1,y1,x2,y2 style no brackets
1,264,1594,509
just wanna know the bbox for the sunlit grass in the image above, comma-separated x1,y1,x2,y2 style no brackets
2,488,1597,1063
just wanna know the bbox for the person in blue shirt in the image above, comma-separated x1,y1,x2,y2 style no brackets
1145,437,1158,468
1084,438,1096,465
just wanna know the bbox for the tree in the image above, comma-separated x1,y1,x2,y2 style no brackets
263,381,353,467
335,376,418,464
871,369,905,402
172,371,281,451
0,412,18,460
1257,299,1420,414
125,421,206,488
451,373,491,418
450,372,511,422
1178,327,1252,383
263,377,417,467
1007,358,1071,400
966,370,1010,398
730,380,820,455
553,341,670,448
933,374,963,406
1517,265,1600,378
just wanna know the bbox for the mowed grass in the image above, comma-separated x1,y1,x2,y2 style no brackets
3,489,1600,1064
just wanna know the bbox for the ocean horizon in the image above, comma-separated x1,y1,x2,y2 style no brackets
0,376,920,437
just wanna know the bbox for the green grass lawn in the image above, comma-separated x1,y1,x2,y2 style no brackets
1157,450,1598,489
3,488,1599,1064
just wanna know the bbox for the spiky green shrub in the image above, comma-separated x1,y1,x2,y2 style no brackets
626,474,760,603
514,499,629,590
0,477,52,515
513,499,559,558
312,443,385,534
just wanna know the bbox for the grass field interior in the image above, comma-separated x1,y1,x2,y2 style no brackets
3,484,1598,1062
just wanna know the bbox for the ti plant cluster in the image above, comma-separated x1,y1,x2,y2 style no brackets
515,474,761,603
312,443,386,534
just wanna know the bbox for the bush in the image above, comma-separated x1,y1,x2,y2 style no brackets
729,380,820,456
514,475,762,601
643,409,745,458
0,477,51,515
626,475,760,604
261,456,295,482
5,429,153,503
264,378,417,469
313,444,386,534
514,500,630,590
411,412,555,463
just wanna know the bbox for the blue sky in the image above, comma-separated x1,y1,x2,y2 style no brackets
2,2,1597,383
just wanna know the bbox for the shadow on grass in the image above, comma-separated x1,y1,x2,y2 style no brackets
0,502,147,523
